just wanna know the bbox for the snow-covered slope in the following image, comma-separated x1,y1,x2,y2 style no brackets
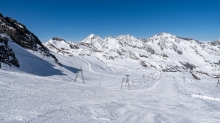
1,54,220,123
0,36,61,76
2,32,220,123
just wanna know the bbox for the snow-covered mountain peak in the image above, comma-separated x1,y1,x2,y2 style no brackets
159,32,173,36
88,34,96,38
86,34,98,40
115,34,144,47
117,34,138,40
103,36,115,40
51,37,66,42
147,32,178,46
81,34,103,44
47,37,68,46
152,32,176,39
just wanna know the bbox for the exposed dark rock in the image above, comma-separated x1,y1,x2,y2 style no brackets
162,65,182,72
144,46,155,54
139,54,148,58
70,44,79,49
161,53,168,58
52,37,65,41
0,36,19,67
179,62,196,70
190,70,200,80
140,61,147,67
0,13,61,66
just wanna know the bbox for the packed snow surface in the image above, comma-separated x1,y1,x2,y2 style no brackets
1,53,220,123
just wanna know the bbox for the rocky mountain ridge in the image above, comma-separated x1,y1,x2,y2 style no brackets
44,33,220,78
0,13,61,67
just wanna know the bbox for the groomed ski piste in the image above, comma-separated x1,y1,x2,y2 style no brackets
1,40,220,123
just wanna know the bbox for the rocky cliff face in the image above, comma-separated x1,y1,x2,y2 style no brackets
0,13,61,67
0,35,19,67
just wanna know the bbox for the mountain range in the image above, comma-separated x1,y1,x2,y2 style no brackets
1,13,220,79
44,32,220,79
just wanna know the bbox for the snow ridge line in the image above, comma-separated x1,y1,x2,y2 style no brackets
190,94,220,102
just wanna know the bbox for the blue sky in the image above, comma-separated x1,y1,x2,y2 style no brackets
1,0,220,42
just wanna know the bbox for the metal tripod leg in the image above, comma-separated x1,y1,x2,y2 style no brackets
81,70,85,84
217,78,220,87
74,72,79,82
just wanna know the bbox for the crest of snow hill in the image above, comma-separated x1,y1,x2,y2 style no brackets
44,33,220,78
0,13,61,67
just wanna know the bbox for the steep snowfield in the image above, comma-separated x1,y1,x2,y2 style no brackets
1,38,75,81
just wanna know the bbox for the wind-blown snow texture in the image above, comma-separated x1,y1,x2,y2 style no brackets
1,33,220,123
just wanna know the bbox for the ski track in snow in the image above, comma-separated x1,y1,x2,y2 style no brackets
1,67,220,123
78,58,116,79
